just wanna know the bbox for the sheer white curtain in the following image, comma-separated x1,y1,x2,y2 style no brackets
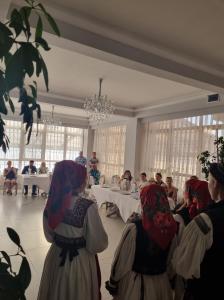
140,113,224,193
0,121,86,173
93,125,126,182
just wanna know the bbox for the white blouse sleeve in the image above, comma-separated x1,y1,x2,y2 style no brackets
110,223,136,281
84,203,108,254
172,213,213,279
173,214,186,243
43,214,54,243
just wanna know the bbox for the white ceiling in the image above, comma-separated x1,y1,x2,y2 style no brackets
38,45,207,109
11,0,224,121
48,0,224,72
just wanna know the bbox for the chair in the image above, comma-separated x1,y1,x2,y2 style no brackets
3,168,18,196
99,175,106,185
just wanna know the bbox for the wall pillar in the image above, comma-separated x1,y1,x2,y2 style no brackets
124,118,141,179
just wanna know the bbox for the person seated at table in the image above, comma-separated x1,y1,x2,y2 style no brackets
22,160,37,196
155,172,165,185
148,177,156,185
39,162,49,174
89,164,101,185
105,184,177,300
138,172,149,190
190,175,198,180
165,176,178,204
75,151,87,167
3,161,17,195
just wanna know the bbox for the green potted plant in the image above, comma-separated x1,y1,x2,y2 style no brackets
198,136,224,180
0,0,60,152
0,228,31,299
0,1,60,298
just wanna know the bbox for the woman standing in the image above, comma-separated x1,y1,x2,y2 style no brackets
106,184,177,300
38,160,108,300
173,163,224,300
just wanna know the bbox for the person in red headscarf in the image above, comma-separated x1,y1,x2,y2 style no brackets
174,178,212,228
106,184,177,300
173,163,224,300
38,160,108,300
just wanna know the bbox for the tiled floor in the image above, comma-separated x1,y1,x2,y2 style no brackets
0,193,125,300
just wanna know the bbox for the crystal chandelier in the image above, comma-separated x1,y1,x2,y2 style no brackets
42,105,62,126
84,78,114,122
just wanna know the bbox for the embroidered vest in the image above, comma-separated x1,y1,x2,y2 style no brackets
186,201,224,299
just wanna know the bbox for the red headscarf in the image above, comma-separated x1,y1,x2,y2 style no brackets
45,160,87,229
140,184,177,250
185,179,212,219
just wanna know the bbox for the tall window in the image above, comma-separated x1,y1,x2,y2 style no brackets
0,120,86,173
45,125,65,170
22,123,45,169
66,127,84,160
0,120,21,171
93,125,126,181
140,113,224,192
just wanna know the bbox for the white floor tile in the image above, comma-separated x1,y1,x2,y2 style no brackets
0,193,124,300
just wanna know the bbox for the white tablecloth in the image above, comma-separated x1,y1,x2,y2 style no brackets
18,175,51,193
91,185,141,223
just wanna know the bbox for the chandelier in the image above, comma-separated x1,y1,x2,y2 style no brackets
42,105,62,126
84,78,114,122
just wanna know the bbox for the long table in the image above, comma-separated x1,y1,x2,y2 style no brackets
91,185,141,223
17,174,51,193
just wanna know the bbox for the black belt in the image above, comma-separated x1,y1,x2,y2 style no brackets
54,234,86,267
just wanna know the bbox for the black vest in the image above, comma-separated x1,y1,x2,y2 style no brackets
174,206,191,226
186,200,224,299
132,220,170,275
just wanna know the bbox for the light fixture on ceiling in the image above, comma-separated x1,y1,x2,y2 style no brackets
42,105,62,126
83,78,114,123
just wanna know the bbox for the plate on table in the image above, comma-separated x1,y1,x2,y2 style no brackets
110,187,120,192
102,184,111,188
119,190,131,195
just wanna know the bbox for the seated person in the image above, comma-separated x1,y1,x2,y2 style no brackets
120,170,135,191
39,162,49,174
89,164,101,185
138,172,149,190
148,177,156,185
190,175,198,180
165,176,178,203
4,161,17,195
155,172,165,185
22,160,37,196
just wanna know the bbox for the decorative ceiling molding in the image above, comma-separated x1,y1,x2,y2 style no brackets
139,96,224,122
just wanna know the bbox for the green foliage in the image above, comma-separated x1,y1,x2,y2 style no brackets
198,136,224,180
0,228,31,299
0,0,60,152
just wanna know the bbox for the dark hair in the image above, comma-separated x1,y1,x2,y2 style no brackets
141,172,147,177
209,163,224,185
190,175,198,180
124,170,132,181
156,173,162,178
30,160,34,163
